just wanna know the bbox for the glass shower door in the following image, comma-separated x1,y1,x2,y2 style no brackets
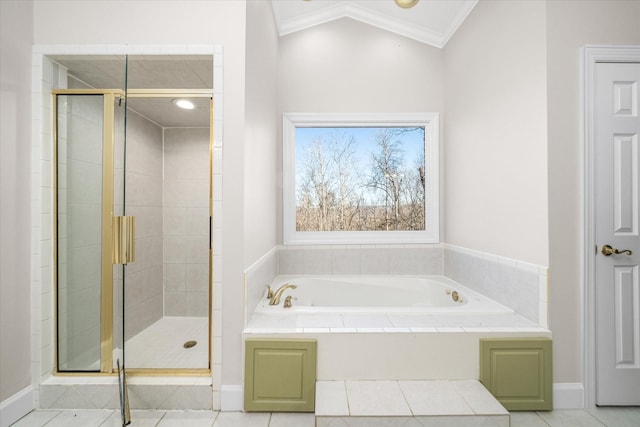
54,90,126,373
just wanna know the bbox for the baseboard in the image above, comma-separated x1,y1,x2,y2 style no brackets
553,383,584,409
0,386,34,427
220,384,243,411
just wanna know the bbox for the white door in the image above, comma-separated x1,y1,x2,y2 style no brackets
595,61,640,405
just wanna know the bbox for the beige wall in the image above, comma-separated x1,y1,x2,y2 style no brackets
546,0,640,384
6,0,637,406
0,0,34,404
278,18,444,241
245,1,279,265
278,18,443,113
443,0,549,267
32,0,250,388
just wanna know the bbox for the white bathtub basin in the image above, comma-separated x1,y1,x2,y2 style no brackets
256,275,513,314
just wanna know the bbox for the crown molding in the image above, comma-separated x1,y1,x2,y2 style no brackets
271,1,478,49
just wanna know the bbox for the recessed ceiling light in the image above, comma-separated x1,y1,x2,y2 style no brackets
173,99,196,110
395,0,419,8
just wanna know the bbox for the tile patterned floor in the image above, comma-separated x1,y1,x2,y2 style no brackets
11,407,640,426
315,380,509,426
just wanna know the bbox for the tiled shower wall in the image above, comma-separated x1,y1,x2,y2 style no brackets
123,111,164,339
163,128,210,317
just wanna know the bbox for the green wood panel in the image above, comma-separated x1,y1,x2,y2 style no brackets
244,339,317,412
480,338,552,411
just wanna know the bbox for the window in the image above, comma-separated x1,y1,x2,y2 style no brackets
283,113,439,244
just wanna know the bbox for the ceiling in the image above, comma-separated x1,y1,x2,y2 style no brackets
271,0,478,48
50,1,477,126
50,55,213,127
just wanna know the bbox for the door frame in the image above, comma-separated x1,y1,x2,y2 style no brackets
583,45,640,408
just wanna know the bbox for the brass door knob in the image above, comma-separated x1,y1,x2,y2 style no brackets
601,244,633,256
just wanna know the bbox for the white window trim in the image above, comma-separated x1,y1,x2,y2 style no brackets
283,112,440,245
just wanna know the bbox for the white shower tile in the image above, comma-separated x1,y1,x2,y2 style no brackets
296,313,344,328
356,327,386,333
164,235,187,263
164,207,187,235
586,407,640,427
360,248,389,274
187,292,209,316
157,410,217,426
316,381,349,416
187,263,210,292
11,410,61,427
331,248,361,274
388,248,420,275
399,380,474,416
342,314,392,328
303,248,333,274
538,410,606,427
212,411,270,427
102,410,165,427
278,248,305,274
346,381,411,416
186,236,209,264
165,291,187,316
187,207,210,235
269,412,316,427
164,263,186,292
42,409,113,426
452,380,508,415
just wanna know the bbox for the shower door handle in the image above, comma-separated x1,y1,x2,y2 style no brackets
113,216,136,264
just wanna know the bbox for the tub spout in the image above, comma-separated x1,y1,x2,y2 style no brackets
269,283,297,305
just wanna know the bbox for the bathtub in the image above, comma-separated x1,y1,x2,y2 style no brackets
255,275,513,314
246,275,547,381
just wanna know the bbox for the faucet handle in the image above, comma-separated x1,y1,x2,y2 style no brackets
283,295,296,308
266,285,273,299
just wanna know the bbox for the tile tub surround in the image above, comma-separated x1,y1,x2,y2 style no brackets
243,245,550,383
245,244,548,328
444,245,548,326
243,245,445,327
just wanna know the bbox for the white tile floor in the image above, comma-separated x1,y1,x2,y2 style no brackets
315,380,509,426
11,407,640,426
125,317,208,369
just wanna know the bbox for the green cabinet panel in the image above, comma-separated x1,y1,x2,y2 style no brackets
244,339,317,412
480,338,552,411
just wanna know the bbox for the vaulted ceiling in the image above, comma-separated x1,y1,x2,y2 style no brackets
271,0,478,48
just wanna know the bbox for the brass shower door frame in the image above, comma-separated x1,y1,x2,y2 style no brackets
53,88,214,376
125,89,214,377
53,89,124,375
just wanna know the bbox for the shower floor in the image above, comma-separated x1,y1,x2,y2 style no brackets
124,316,209,369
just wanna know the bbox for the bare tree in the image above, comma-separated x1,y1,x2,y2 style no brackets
368,129,405,230
297,126,426,232
327,131,360,230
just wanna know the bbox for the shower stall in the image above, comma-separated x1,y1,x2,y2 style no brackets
52,55,213,375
